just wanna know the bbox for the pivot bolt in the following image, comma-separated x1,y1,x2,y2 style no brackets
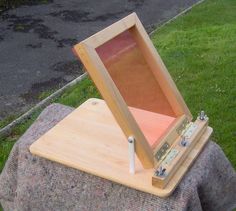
155,166,166,177
128,136,135,144
199,110,207,121
180,136,188,147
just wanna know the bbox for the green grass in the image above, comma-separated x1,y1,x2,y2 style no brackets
0,111,42,210
151,0,236,165
0,111,41,171
0,0,235,187
0,78,100,173
56,78,101,107
38,89,56,101
0,114,18,129
0,88,57,129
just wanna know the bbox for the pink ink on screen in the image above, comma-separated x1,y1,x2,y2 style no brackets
96,29,176,147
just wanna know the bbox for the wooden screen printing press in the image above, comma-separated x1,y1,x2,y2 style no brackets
30,13,213,197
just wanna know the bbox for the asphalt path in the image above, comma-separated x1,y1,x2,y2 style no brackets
0,0,199,120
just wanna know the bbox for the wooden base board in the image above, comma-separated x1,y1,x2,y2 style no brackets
30,98,212,197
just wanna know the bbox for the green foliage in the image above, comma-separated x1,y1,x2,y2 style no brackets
56,78,101,107
151,0,236,166
0,78,101,173
0,110,41,173
0,139,15,172
0,115,17,129
38,89,56,100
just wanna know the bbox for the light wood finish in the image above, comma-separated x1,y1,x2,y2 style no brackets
30,98,212,197
74,44,154,168
152,118,208,188
152,115,187,157
73,13,193,168
80,13,136,48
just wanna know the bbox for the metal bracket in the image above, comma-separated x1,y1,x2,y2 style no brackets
177,118,189,135
162,148,179,165
155,142,170,161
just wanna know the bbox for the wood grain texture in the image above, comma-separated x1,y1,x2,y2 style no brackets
73,13,193,168
74,43,154,168
152,118,209,188
30,98,212,197
152,115,187,156
80,13,136,48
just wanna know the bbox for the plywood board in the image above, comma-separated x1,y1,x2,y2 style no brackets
30,98,212,197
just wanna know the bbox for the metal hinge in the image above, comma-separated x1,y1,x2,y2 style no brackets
176,118,189,135
155,142,170,161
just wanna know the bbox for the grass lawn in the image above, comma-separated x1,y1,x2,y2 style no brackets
0,0,235,205
151,0,236,165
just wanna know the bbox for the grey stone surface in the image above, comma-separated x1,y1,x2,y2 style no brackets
0,0,200,120
0,103,236,211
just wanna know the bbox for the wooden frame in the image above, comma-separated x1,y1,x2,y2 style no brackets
73,13,192,169
29,13,213,196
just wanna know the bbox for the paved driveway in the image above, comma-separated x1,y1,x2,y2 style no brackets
0,0,199,120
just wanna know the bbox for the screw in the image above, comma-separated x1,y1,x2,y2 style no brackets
180,136,188,147
155,166,166,177
128,136,135,144
199,110,206,121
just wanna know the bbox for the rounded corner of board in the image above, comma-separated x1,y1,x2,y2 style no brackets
29,143,36,154
153,187,174,198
